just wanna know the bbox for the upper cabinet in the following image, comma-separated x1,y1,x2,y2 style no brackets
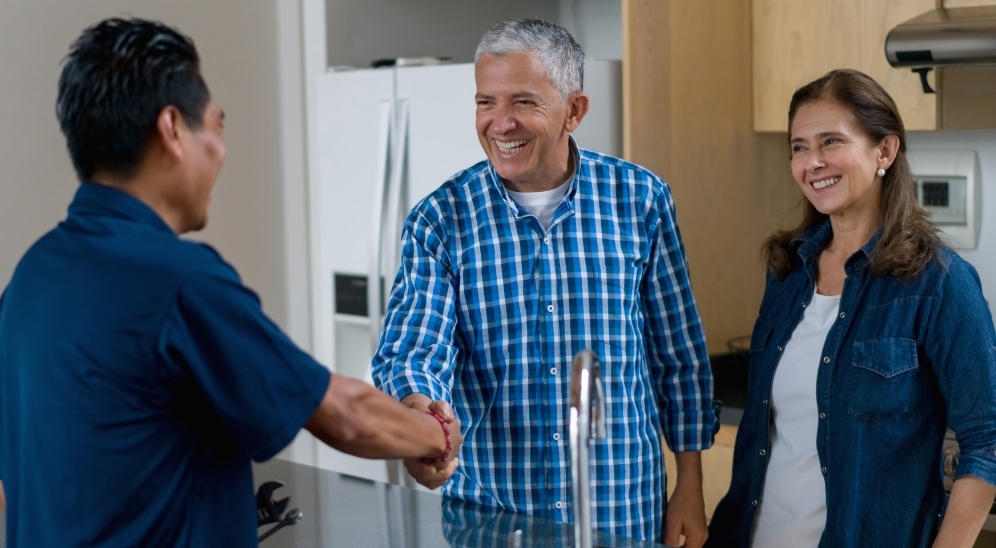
752,0,996,132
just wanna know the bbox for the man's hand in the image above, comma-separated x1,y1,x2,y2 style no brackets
400,395,463,490
663,451,708,548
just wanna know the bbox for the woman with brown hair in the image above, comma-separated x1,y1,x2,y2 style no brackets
706,68,996,547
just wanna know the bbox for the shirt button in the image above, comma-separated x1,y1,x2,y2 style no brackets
751,499,758,506
820,412,827,419
555,501,563,509
550,367,558,375
761,399,768,405
759,449,766,456
801,302,808,308
553,433,560,441
776,346,783,352
823,356,830,363
544,235,552,245
821,466,828,474
839,312,846,318
547,304,555,312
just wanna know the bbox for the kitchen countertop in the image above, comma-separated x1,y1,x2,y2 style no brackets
712,351,748,428
0,459,665,547
251,458,665,547
0,353,742,546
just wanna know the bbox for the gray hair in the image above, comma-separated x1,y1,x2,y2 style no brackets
474,18,584,101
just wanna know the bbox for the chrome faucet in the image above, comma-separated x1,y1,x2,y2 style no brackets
569,350,606,548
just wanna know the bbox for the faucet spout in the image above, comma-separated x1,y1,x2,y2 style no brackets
569,350,605,548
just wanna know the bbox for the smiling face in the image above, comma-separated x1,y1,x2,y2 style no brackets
789,99,893,225
474,52,587,192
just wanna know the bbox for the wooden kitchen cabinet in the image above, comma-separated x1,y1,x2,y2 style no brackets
622,0,799,355
753,0,935,131
753,0,996,132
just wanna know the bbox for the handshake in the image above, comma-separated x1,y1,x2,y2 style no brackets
402,394,464,490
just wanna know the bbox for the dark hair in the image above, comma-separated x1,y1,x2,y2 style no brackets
762,68,942,281
56,17,210,181
475,18,584,101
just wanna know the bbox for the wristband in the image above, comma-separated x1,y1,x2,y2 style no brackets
420,410,452,464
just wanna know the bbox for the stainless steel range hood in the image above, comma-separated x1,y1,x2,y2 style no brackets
886,6,996,68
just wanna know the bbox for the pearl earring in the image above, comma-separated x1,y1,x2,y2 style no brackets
876,168,886,177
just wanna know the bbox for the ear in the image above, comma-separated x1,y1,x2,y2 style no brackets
877,134,900,170
156,106,187,162
564,92,590,133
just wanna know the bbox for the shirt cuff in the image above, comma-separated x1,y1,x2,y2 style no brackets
955,448,996,488
383,369,449,404
662,406,718,453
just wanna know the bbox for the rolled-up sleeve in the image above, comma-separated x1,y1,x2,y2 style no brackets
932,260,996,486
643,183,716,452
372,210,458,404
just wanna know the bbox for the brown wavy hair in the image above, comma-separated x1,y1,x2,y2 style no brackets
762,68,943,281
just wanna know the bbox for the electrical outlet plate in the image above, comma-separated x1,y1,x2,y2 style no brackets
908,149,982,250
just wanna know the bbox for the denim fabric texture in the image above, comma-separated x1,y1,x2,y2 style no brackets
0,183,330,547
707,218,996,548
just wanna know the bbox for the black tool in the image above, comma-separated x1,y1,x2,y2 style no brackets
256,481,289,527
258,508,303,542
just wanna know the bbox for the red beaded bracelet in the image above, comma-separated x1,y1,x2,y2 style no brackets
420,410,452,465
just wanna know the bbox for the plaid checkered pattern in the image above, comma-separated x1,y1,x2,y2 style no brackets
373,143,715,542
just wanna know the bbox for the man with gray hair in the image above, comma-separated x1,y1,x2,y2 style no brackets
373,18,716,546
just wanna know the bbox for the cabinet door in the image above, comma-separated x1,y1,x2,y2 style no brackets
752,0,937,131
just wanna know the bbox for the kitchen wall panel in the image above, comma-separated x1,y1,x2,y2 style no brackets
623,0,797,355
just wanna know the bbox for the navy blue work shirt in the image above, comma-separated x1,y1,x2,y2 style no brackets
707,219,996,547
0,182,330,547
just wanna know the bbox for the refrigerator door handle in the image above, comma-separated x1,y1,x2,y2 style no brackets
382,99,413,489
369,100,393,353
383,98,409,303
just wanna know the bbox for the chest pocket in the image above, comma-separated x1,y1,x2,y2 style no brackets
847,337,918,421
591,252,644,353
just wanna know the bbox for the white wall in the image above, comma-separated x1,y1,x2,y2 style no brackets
559,0,622,60
325,0,560,68
323,0,621,69
908,130,996,320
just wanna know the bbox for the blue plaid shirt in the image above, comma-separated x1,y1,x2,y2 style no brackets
372,143,716,542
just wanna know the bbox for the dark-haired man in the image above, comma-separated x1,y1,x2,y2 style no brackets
0,17,461,546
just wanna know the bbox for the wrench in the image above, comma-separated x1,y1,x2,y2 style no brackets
258,508,303,542
256,480,289,526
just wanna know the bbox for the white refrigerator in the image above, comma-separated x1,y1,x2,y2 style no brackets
307,60,622,483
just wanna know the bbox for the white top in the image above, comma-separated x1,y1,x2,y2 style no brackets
506,180,570,231
751,289,840,548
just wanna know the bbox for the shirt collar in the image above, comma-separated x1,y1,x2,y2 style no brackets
67,181,175,235
791,217,882,272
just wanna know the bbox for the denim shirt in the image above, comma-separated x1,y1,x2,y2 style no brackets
707,219,996,548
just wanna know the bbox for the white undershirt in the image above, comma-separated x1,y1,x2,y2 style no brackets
751,289,840,548
506,180,570,231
